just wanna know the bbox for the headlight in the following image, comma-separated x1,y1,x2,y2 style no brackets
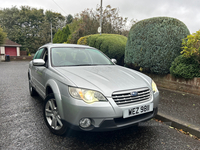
69,87,107,104
152,80,158,93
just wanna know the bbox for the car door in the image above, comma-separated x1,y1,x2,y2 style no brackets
30,50,39,89
34,48,48,99
31,48,46,97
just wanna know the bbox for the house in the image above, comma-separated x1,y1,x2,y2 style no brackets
0,39,21,61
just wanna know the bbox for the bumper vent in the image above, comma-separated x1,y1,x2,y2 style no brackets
112,88,151,106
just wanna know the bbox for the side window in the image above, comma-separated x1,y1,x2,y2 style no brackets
42,48,48,67
35,48,45,59
41,48,48,60
33,50,39,60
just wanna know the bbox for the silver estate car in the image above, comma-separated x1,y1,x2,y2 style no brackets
28,43,159,135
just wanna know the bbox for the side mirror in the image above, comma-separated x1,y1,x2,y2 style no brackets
111,59,117,64
33,59,45,66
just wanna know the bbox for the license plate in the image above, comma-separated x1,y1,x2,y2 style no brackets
123,103,153,118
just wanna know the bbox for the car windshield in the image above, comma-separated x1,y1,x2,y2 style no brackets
51,47,114,67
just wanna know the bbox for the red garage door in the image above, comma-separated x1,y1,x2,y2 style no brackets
5,47,17,56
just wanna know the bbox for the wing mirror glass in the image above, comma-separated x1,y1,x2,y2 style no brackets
33,59,45,66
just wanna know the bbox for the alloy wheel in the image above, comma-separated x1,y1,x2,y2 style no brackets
45,98,63,130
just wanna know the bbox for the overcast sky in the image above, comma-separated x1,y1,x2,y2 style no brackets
1,0,200,33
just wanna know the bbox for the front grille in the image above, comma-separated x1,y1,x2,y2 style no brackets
112,88,151,106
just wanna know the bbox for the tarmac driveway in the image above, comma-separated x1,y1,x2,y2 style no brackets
0,61,200,150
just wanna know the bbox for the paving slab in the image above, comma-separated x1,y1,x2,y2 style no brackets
156,87,200,138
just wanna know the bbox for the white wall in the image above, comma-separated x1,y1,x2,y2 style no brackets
0,46,5,54
17,47,20,56
0,46,5,61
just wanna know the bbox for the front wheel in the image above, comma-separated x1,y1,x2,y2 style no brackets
29,79,37,96
43,94,68,135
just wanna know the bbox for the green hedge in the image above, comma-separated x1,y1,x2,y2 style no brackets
77,34,127,66
170,55,200,79
125,17,190,74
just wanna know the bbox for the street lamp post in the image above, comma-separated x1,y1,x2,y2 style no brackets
51,22,53,43
100,0,102,35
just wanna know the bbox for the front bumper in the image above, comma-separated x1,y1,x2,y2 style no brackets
64,107,158,131
60,91,159,131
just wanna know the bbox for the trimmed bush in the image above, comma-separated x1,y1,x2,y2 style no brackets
77,36,89,45
170,55,200,79
125,17,190,74
77,34,127,65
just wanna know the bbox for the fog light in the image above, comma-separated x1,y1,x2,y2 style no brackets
79,118,91,128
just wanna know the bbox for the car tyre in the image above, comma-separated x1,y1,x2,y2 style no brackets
43,94,68,135
29,79,37,96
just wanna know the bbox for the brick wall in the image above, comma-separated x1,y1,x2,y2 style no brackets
10,56,33,61
20,51,27,56
146,73,200,96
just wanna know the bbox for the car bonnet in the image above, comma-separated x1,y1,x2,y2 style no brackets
55,65,151,97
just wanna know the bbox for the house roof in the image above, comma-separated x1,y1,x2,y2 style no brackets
4,39,21,47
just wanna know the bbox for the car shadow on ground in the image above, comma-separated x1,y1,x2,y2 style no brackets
30,94,159,150
29,95,198,150
59,125,155,149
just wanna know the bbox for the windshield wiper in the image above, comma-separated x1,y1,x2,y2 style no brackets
74,64,94,66
74,64,114,66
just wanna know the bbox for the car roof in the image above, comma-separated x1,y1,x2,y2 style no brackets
39,43,91,49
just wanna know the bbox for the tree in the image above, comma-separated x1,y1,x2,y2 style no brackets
0,26,7,46
45,10,65,30
53,29,62,43
0,7,20,44
67,17,84,44
0,6,65,53
96,5,128,34
66,14,73,24
53,25,70,43
67,5,130,44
